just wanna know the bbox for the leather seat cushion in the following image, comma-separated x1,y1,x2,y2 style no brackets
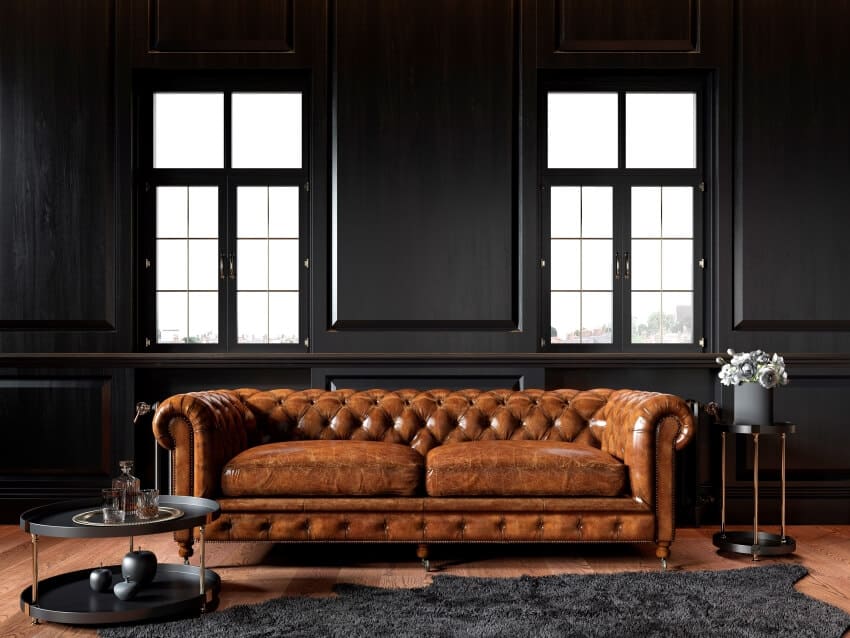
425,440,627,497
221,440,424,497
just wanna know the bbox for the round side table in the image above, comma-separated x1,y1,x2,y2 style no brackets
712,422,796,560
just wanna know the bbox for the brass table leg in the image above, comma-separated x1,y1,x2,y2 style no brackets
752,433,760,561
129,535,134,552
781,432,787,542
199,525,206,612
31,533,39,624
720,431,727,537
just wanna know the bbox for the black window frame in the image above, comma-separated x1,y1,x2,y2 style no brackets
135,71,310,352
540,72,710,353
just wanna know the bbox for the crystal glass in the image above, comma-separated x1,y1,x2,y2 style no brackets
112,460,140,517
136,488,160,520
101,488,125,524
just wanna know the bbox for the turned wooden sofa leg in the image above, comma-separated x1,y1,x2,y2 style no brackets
656,542,671,571
178,539,195,564
417,543,431,572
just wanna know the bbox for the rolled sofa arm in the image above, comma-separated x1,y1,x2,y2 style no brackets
589,390,696,547
153,390,257,498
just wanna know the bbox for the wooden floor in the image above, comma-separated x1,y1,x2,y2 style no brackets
2,525,850,637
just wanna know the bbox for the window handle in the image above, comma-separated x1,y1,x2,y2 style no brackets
625,251,631,280
615,252,621,280
228,254,236,280
219,254,225,280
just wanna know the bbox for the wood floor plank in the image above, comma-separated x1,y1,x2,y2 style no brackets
2,526,850,636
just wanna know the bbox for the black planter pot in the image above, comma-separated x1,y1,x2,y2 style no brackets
733,383,774,426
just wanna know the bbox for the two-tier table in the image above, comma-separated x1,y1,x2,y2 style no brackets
712,422,797,560
20,495,220,625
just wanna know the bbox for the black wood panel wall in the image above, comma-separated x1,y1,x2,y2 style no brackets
1,0,850,523
727,0,850,348
0,0,129,352
317,0,537,352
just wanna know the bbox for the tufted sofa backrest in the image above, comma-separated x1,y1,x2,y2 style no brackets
235,388,613,456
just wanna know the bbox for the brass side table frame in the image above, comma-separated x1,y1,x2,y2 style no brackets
713,422,796,560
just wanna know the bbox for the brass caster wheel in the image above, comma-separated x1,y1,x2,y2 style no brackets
184,557,190,566
422,558,431,573
660,558,668,571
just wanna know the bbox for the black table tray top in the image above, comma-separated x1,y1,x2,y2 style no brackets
20,495,219,538
20,563,220,625
716,421,796,435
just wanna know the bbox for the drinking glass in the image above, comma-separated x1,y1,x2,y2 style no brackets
102,488,125,523
136,488,160,520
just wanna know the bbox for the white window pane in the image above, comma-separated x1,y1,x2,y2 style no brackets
269,187,300,238
188,187,218,238
238,292,268,344
662,240,693,290
237,239,268,291
547,93,618,169
156,187,187,238
157,292,187,344
550,239,580,290
156,240,187,290
237,187,268,238
661,187,693,238
551,187,580,238
631,187,661,238
188,240,218,291
581,240,612,290
582,292,612,344
631,240,661,290
662,292,693,343
188,292,218,344
551,292,580,344
154,93,223,169
269,240,300,291
269,292,299,344
631,291,662,344
581,187,613,238
232,92,302,169
626,93,696,169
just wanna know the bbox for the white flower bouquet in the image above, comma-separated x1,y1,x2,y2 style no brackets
716,349,789,389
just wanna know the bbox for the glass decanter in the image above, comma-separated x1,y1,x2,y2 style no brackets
112,459,140,517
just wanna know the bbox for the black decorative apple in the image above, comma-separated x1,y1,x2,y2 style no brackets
121,548,157,586
89,567,112,593
113,579,140,601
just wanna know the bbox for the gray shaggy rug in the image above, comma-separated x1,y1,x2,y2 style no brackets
99,564,850,638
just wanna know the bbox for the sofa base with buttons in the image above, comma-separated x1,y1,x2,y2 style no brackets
152,388,695,568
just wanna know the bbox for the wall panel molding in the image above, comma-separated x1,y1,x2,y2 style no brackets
0,0,119,337
554,0,698,52
149,0,294,52
0,369,134,521
311,367,545,392
733,0,850,334
319,0,536,352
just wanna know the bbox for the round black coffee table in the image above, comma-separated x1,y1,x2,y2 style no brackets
20,495,220,625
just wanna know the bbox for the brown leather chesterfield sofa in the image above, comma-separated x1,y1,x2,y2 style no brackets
152,387,695,569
